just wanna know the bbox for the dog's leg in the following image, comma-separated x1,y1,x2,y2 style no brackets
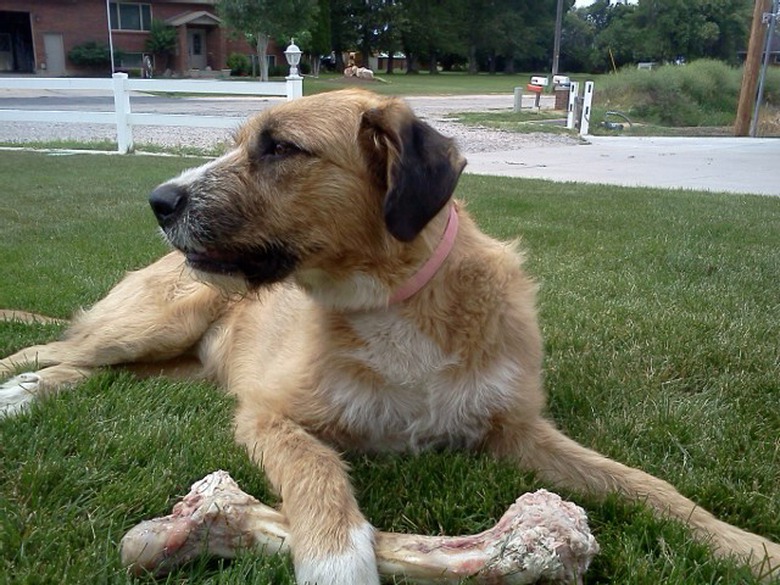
0,364,90,417
486,416,780,581
1,252,227,415
234,406,380,585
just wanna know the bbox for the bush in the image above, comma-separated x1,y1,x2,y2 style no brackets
267,61,310,76
145,18,176,63
595,59,745,127
268,63,288,77
762,67,780,106
67,41,115,67
226,52,250,76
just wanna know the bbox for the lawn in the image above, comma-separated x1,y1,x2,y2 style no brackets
1,151,779,584
301,71,545,96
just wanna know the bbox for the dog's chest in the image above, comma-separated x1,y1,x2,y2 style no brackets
321,310,516,451
349,311,450,387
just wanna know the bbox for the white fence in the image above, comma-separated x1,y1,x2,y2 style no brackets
0,73,303,154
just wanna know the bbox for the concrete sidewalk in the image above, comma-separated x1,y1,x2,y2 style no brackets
464,136,780,196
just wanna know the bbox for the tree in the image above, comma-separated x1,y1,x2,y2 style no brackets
217,0,318,81
562,0,623,71
459,0,496,73
329,0,360,71
593,0,753,68
451,0,557,74
375,0,406,74
310,0,332,76
145,18,177,73
399,0,462,74
561,8,599,71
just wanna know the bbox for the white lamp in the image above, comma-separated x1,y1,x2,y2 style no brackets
284,39,302,79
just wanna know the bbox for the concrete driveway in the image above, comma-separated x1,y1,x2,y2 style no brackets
464,135,780,196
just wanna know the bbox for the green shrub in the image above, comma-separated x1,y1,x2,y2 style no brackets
269,63,288,77
226,52,250,76
267,62,310,76
762,67,780,106
595,59,745,127
67,41,115,67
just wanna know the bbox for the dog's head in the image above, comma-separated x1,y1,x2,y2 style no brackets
149,89,466,307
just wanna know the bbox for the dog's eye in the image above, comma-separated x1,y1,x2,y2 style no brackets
262,139,299,159
254,131,305,162
273,142,295,157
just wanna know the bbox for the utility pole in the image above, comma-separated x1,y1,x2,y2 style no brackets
551,0,564,78
105,0,116,73
735,0,770,136
749,0,778,136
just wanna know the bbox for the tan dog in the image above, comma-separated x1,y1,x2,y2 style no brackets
1,89,778,584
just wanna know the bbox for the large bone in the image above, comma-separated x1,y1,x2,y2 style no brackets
120,470,599,584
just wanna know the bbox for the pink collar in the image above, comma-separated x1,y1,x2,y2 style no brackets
389,205,459,304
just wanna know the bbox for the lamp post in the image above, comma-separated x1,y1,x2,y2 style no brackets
284,39,303,101
284,39,302,78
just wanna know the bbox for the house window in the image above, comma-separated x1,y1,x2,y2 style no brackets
119,52,144,68
110,2,152,31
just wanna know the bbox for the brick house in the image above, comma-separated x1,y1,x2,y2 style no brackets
0,0,285,76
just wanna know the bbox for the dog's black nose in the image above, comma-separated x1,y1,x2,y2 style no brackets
149,184,188,227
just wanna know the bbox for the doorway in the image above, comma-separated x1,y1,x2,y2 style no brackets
43,32,65,76
0,11,34,72
187,28,207,70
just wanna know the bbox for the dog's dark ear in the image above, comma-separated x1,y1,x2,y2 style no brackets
360,104,466,242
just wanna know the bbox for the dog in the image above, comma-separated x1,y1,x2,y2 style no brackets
1,89,778,584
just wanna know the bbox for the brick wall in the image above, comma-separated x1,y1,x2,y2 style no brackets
0,0,281,76
0,0,110,75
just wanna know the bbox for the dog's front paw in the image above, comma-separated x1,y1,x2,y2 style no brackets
0,372,41,417
294,521,379,585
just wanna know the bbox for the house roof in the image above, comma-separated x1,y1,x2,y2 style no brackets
165,11,222,27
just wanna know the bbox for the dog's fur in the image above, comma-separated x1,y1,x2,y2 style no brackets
1,89,778,583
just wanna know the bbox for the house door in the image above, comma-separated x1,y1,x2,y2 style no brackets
187,28,207,70
43,32,65,76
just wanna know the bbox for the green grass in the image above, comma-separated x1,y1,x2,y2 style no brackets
451,110,575,136
0,140,229,158
217,70,519,96
1,151,779,584
299,71,539,96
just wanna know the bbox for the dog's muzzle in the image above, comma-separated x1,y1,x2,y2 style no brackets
147,181,300,287
149,183,188,229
